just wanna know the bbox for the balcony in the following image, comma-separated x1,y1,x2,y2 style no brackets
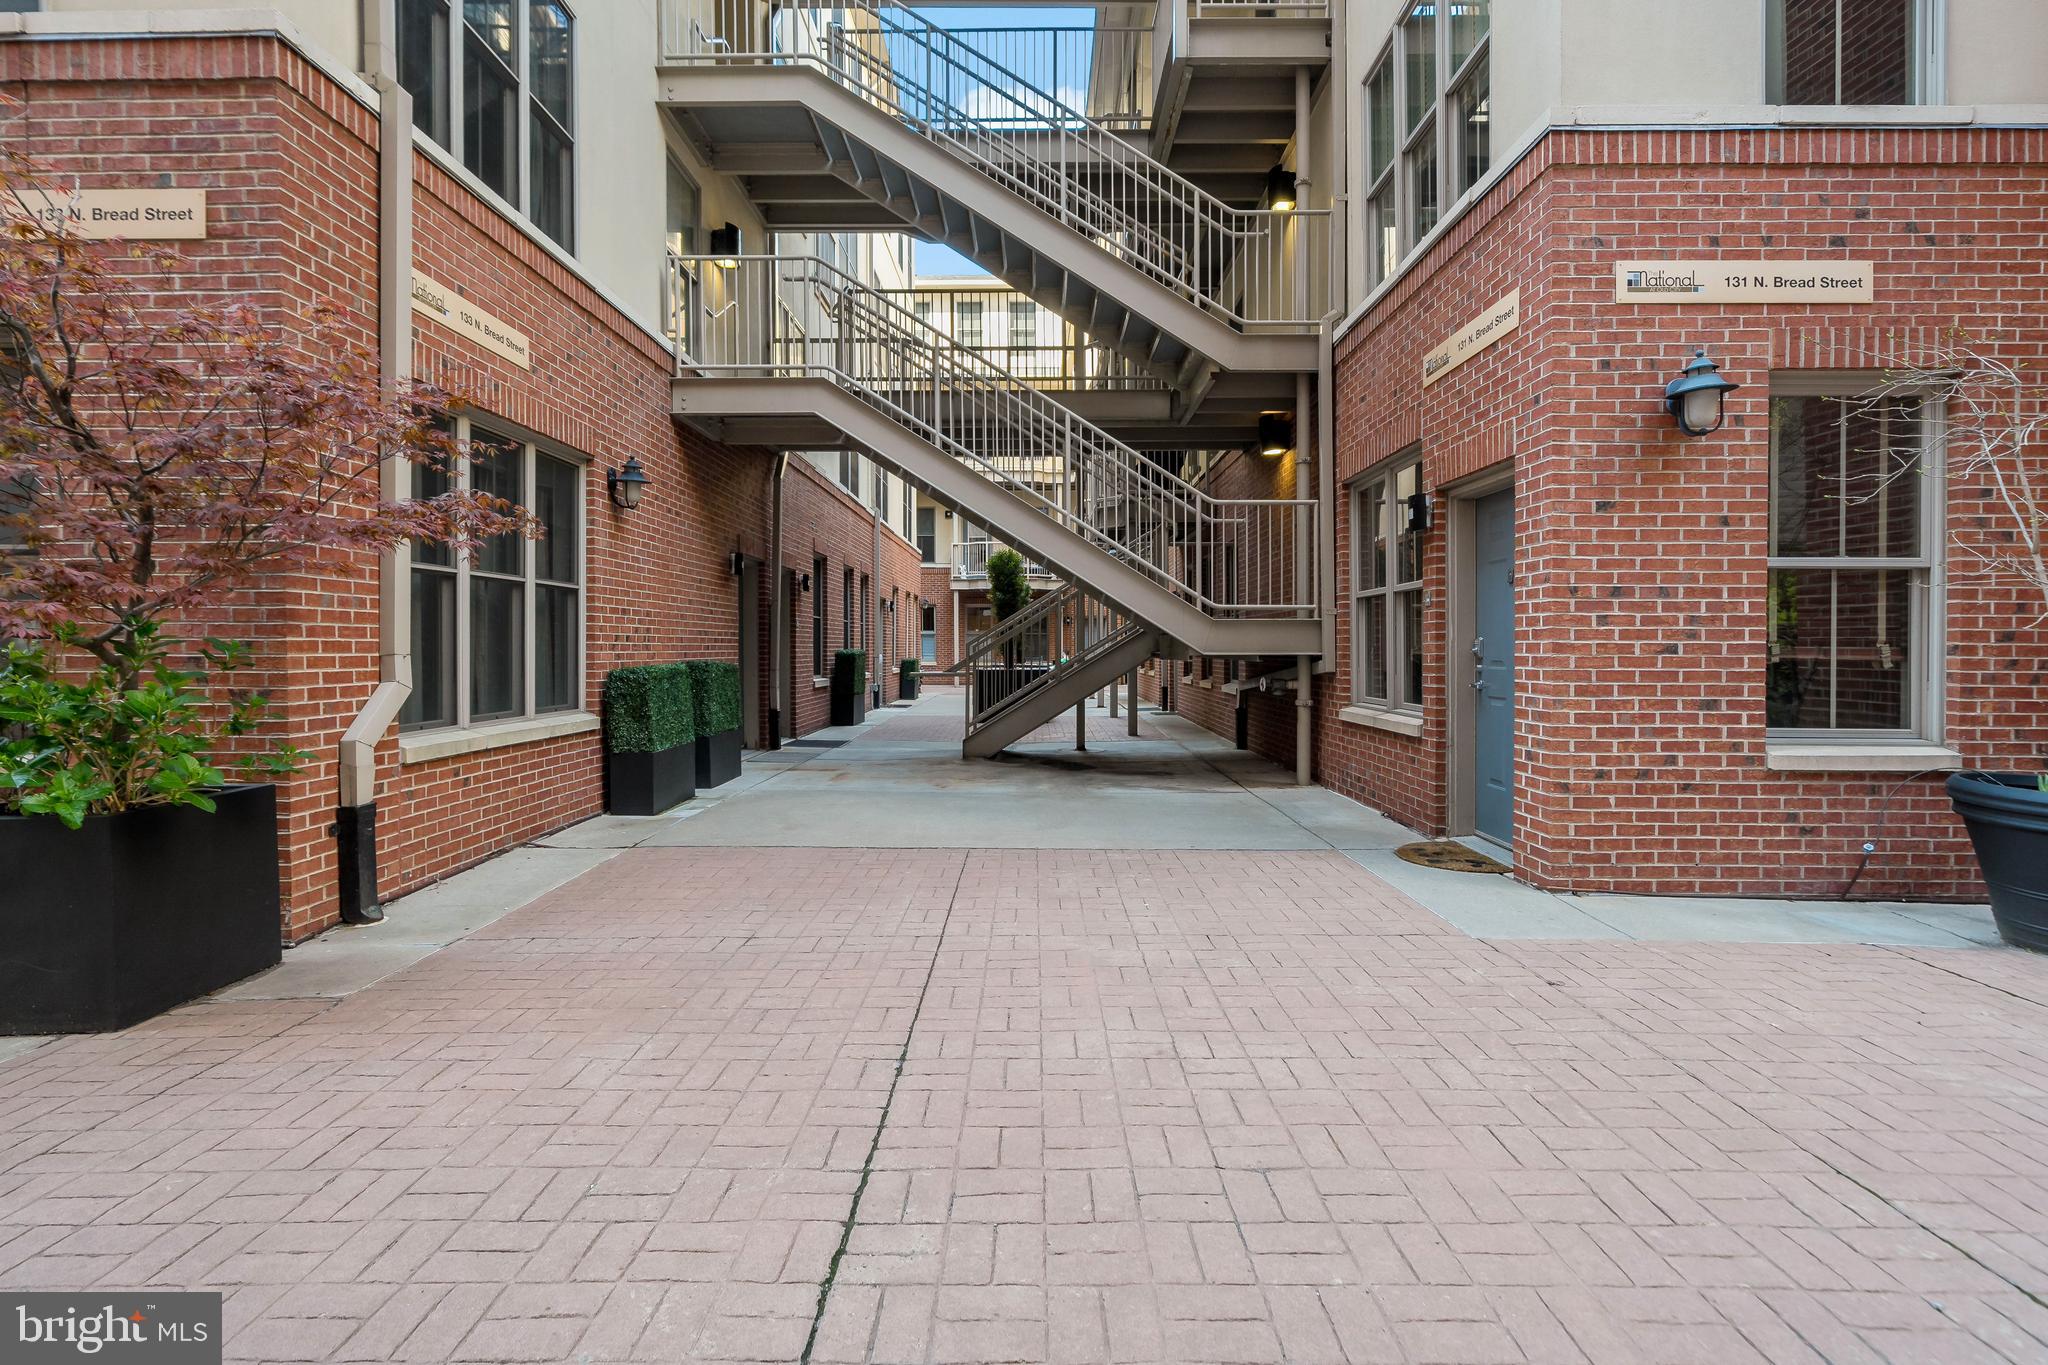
953,540,1057,586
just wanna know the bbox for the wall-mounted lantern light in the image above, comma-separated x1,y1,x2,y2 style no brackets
1263,165,1297,213
1664,347,1740,437
606,455,650,511
1405,489,1432,534
798,571,812,593
709,222,743,269
1258,412,1295,458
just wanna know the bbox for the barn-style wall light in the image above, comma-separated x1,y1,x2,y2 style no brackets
1264,165,1298,213
1665,348,1739,436
709,223,743,269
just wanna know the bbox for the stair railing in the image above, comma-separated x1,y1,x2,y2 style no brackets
658,0,1331,328
963,583,1145,741
673,252,1316,620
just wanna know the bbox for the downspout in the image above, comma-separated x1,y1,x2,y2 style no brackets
335,0,415,924
1292,64,1314,788
872,494,883,708
767,452,790,747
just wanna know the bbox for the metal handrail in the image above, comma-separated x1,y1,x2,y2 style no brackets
671,253,1318,620
658,0,1332,328
963,584,1144,738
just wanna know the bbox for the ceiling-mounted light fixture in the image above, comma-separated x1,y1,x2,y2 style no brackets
1258,412,1295,458
708,222,743,269
1264,165,1298,213
1664,347,1740,437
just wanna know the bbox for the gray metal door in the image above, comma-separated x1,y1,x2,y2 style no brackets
1473,490,1516,846
739,561,762,748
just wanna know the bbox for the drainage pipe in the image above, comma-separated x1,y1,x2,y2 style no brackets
767,452,790,747
334,0,416,923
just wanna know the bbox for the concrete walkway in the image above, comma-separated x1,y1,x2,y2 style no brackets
1,692,2040,1365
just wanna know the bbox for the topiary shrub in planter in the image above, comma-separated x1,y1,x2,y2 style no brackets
604,663,697,815
687,659,744,790
899,658,921,701
1949,773,2048,950
832,650,867,726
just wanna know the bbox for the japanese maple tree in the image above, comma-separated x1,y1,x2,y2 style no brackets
0,146,531,825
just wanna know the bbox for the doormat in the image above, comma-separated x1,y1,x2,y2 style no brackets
786,739,847,749
1394,841,1511,875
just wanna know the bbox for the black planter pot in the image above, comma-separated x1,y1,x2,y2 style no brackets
0,784,283,1034
831,691,866,727
607,743,696,816
1949,772,2048,950
694,726,743,790
900,676,920,701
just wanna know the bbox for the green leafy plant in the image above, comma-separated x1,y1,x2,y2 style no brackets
899,658,920,681
986,548,1032,622
685,660,743,738
1,627,307,830
603,664,696,754
832,650,867,697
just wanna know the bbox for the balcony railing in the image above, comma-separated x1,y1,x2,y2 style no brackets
954,540,1055,582
882,286,1165,394
1189,0,1329,15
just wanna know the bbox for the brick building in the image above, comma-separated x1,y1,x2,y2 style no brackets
9,0,2045,930
0,5,923,939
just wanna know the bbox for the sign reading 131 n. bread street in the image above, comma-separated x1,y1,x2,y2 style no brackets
1615,261,1874,305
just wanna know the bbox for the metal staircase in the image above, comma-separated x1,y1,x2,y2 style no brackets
668,251,1319,666
656,0,1328,383
960,583,1155,759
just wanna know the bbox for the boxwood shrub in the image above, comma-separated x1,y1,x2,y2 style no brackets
686,660,743,738
899,658,920,682
832,649,866,696
604,663,695,754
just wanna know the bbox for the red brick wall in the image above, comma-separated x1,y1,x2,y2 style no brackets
6,34,924,939
1327,125,2048,900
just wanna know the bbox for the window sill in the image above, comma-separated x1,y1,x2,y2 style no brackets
1764,741,1962,774
813,676,831,690
399,711,600,765
1339,705,1426,738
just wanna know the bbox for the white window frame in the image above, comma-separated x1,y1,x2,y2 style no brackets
398,0,578,251
402,416,587,735
1349,449,1426,712
1765,372,1946,745
1765,0,1945,106
1362,2,1491,290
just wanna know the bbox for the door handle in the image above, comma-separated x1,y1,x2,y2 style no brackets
1471,636,1484,660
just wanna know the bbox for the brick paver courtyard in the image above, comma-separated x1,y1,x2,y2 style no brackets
3,703,2045,1362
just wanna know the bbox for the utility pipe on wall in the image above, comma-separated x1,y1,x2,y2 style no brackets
335,0,416,922
767,452,790,746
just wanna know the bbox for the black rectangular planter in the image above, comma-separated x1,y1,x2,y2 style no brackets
831,692,866,727
0,784,283,1035
607,743,696,816
900,676,921,701
694,726,743,790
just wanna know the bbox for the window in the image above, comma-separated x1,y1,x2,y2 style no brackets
920,603,938,663
842,566,855,649
860,573,871,656
1768,0,1933,105
399,0,451,143
1362,1,1490,289
874,467,889,514
401,420,582,732
528,2,575,249
1767,380,1940,736
917,507,938,563
957,301,984,350
665,157,700,258
1350,453,1425,710
397,0,576,251
810,557,829,676
0,473,33,552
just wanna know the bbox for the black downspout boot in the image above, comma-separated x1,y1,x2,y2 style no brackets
335,803,384,924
